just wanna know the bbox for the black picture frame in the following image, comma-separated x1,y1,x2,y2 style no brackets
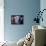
11,15,24,25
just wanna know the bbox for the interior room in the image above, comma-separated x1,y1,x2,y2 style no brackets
0,0,46,46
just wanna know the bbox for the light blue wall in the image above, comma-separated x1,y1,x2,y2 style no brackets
40,0,46,27
4,0,40,42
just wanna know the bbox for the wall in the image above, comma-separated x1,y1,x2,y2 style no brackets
40,0,46,26
0,0,4,42
4,0,40,42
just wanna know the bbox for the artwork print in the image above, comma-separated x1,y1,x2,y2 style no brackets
11,15,24,25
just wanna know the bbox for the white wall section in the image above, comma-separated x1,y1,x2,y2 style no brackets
0,0,4,42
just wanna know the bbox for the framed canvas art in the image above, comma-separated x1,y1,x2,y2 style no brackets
11,15,24,25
